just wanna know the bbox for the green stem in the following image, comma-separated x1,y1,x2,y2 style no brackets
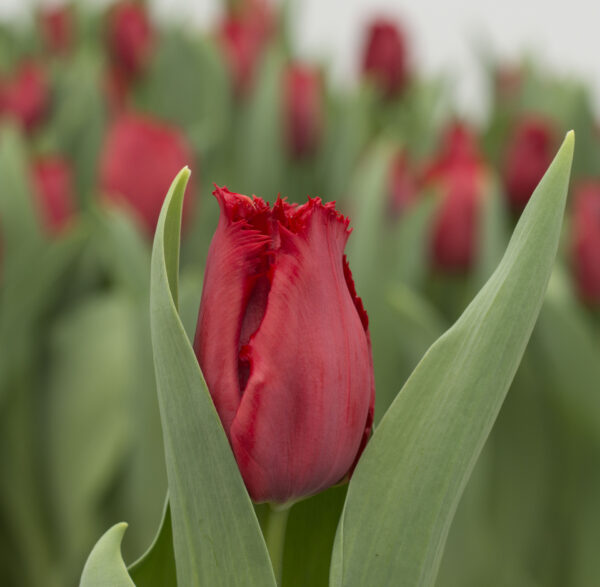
264,504,290,585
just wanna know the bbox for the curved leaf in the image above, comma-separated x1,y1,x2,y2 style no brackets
330,132,574,587
150,168,276,586
80,523,134,587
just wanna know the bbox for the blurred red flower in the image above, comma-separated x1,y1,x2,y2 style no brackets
99,113,195,236
571,181,600,306
503,116,555,212
362,18,409,98
0,62,48,133
283,64,323,159
194,187,374,503
39,5,74,55
388,151,419,217
32,156,76,234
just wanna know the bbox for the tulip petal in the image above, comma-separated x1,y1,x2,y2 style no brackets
230,199,374,503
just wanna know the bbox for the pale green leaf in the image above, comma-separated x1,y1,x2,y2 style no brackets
330,132,574,587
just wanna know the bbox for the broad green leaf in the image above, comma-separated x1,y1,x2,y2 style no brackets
80,523,134,587
129,500,177,587
330,132,574,587
150,168,276,586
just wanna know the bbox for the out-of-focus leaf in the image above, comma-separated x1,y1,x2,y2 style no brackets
80,523,134,587
330,132,574,587
150,168,276,586
128,501,176,587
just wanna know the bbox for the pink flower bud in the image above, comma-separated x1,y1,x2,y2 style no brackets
503,116,555,212
283,64,323,159
99,113,195,236
362,18,409,98
0,62,48,133
31,156,76,234
571,181,600,306
39,5,74,55
194,187,375,504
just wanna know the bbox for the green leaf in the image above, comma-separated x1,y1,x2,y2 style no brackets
80,523,134,587
150,168,276,586
128,500,177,587
330,132,574,587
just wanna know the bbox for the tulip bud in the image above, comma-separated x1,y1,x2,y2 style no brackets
0,62,48,133
31,156,76,234
424,123,486,272
502,116,555,212
283,64,323,159
107,1,154,79
362,18,409,98
571,181,600,306
99,113,195,236
218,0,274,95
39,5,74,55
388,151,418,217
194,187,375,504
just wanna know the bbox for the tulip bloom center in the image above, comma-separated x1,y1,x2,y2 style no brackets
194,187,375,504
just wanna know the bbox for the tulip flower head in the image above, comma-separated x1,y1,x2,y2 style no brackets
107,1,154,80
423,122,487,272
39,5,74,55
99,114,195,236
32,156,76,234
503,116,555,212
362,18,409,98
283,64,323,159
388,151,419,217
0,62,48,133
571,181,600,306
194,187,375,504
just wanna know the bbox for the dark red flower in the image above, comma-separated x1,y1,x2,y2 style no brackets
107,1,154,79
388,151,419,217
0,62,48,133
31,156,76,234
39,5,74,55
424,123,487,272
219,0,274,95
99,113,195,236
503,116,555,212
283,64,323,159
362,18,409,98
571,181,600,306
194,187,375,504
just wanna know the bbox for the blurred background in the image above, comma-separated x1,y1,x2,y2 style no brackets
0,1,598,586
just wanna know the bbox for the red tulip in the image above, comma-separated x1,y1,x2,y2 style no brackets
32,156,76,234
99,113,195,236
494,64,523,104
194,187,375,504
219,0,274,95
283,64,323,159
503,116,555,212
0,62,48,133
362,19,409,98
388,151,419,217
571,181,600,306
424,123,487,272
39,5,74,55
107,1,154,79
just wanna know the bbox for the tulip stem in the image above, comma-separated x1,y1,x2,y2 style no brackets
265,504,290,584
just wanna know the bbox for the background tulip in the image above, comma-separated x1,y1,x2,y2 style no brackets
283,64,323,159
502,116,555,212
362,18,409,98
99,113,195,235
107,1,154,80
0,62,48,133
31,156,77,234
571,181,600,306
39,5,74,55
194,187,375,504
388,151,419,217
